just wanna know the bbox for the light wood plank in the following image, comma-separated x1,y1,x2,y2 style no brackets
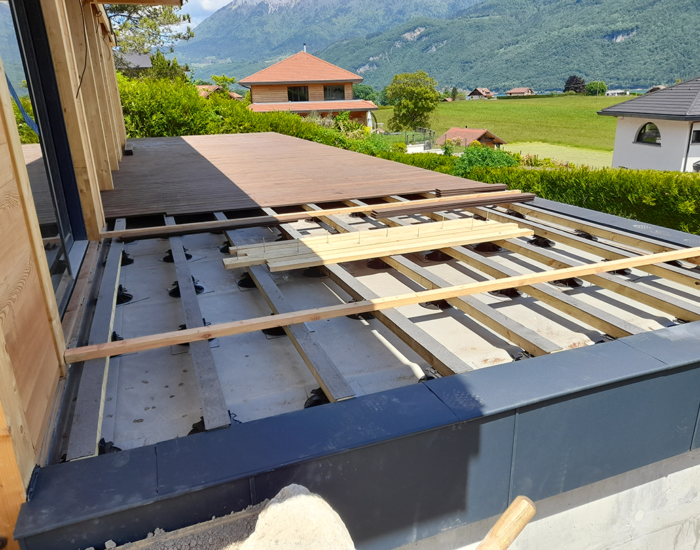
277,218,472,376
304,204,561,357
64,246,700,363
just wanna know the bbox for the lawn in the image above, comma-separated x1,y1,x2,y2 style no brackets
374,95,630,151
503,142,613,168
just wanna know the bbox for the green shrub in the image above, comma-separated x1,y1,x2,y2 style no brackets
453,147,519,176
377,151,457,173
12,95,39,144
463,166,700,234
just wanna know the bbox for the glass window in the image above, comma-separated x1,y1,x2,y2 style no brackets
287,86,309,102
691,130,700,144
324,85,345,101
636,122,661,145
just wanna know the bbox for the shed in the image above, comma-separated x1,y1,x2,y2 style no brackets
436,127,507,148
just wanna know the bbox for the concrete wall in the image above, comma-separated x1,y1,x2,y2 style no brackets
403,447,700,550
611,117,691,171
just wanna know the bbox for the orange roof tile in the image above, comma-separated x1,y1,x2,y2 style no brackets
248,100,377,113
239,52,363,86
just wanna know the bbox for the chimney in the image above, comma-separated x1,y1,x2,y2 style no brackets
303,43,307,53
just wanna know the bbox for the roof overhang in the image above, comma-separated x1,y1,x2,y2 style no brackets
239,78,363,88
598,110,700,121
249,101,377,113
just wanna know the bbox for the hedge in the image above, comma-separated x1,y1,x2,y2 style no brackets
465,166,700,234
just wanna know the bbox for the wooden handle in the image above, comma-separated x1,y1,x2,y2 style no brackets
477,496,536,550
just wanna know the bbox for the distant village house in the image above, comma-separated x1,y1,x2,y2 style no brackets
239,51,377,126
598,77,700,172
197,85,243,100
468,87,494,100
506,87,535,97
605,89,630,97
436,127,507,149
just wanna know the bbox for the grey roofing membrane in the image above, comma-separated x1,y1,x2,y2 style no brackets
599,76,700,120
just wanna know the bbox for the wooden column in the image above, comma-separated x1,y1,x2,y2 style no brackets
64,0,113,191
39,0,105,240
85,6,118,169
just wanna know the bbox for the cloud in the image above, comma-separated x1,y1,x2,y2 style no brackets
181,0,232,26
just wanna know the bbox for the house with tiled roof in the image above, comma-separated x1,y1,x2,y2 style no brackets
506,87,535,97
598,76,700,171
468,87,494,100
196,85,243,100
239,51,377,126
436,127,507,149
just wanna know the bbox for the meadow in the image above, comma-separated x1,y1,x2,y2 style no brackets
374,95,630,151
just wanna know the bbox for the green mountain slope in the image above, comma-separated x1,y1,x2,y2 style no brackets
174,0,482,80
317,0,700,91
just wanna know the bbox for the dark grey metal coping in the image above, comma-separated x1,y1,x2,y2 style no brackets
598,76,700,120
15,199,700,550
530,197,700,248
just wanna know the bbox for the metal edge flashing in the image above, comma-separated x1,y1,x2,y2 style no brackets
530,197,700,247
14,323,700,549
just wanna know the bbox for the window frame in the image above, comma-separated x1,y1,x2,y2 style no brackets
323,85,345,101
635,122,662,146
287,86,309,102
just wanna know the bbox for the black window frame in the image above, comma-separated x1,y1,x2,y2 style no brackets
691,130,700,144
287,86,309,102
635,122,661,146
323,85,345,101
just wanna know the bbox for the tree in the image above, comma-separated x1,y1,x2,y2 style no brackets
585,81,607,96
385,71,440,131
143,50,189,80
451,86,458,101
564,75,586,94
107,4,194,66
377,86,392,106
211,75,237,93
353,84,378,102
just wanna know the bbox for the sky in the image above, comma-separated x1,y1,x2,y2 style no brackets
181,0,231,27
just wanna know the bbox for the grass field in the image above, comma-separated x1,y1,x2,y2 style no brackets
503,142,613,168
374,95,630,151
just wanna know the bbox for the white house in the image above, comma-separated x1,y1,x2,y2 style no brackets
598,78,700,172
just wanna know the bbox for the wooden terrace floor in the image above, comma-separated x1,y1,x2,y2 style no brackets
25,133,503,221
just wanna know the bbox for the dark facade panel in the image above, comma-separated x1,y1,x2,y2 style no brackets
254,413,515,550
511,365,700,501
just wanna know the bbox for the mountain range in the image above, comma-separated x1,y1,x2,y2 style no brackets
177,0,700,92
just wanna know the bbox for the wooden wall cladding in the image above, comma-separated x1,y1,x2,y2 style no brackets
1,53,65,549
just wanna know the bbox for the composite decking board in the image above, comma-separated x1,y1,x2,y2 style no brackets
215,213,355,402
66,219,126,461
165,217,231,431
98,133,506,218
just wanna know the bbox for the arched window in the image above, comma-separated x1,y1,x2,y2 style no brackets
636,122,661,145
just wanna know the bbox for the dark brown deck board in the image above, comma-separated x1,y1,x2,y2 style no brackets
99,133,502,218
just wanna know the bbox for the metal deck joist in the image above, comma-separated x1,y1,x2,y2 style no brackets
66,219,125,461
214,212,355,402
166,216,230,431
